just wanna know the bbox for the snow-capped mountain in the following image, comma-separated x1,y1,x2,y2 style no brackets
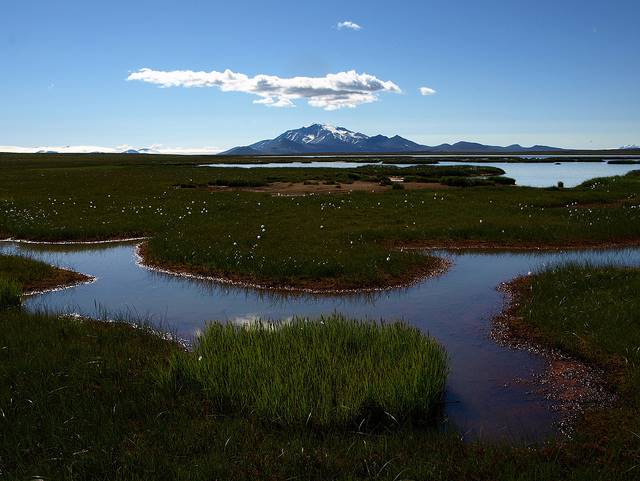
279,124,369,146
221,124,561,155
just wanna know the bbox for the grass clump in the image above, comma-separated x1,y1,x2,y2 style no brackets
163,315,447,428
0,278,20,308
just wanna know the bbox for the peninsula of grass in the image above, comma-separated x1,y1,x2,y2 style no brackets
1,153,639,290
493,264,640,478
163,316,447,427
3,262,640,479
0,254,91,301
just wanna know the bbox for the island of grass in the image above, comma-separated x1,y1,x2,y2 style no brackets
2,255,640,479
1,153,639,290
163,316,447,427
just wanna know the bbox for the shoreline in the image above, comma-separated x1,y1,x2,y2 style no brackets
3,235,640,292
22,273,97,297
0,236,149,245
400,239,640,251
491,276,616,437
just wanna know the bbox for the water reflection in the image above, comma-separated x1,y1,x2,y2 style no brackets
2,240,639,442
201,160,639,188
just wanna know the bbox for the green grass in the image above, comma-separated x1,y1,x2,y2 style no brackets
0,278,20,308
0,253,90,307
0,254,88,293
508,264,640,476
516,263,640,402
1,153,638,288
2,263,640,479
163,316,447,427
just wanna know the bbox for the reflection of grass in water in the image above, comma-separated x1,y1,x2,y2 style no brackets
161,314,447,428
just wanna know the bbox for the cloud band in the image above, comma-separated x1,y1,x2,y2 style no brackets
127,68,401,110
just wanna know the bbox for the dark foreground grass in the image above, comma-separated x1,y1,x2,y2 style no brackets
0,278,20,308
163,316,447,427
1,154,639,289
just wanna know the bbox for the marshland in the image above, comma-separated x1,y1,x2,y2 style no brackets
0,153,639,479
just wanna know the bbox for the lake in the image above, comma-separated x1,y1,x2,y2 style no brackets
2,239,639,441
200,160,639,188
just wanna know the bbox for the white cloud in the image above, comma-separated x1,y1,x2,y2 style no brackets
419,86,436,96
127,68,400,110
337,20,362,31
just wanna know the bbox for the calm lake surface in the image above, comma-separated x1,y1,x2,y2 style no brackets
201,161,639,187
2,240,639,441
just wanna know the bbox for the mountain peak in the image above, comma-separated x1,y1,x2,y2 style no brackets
220,124,564,155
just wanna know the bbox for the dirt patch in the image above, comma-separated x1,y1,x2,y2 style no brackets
22,268,94,295
208,180,450,195
491,277,616,437
136,242,451,294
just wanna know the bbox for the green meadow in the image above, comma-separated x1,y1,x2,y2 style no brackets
1,153,639,288
1,154,640,478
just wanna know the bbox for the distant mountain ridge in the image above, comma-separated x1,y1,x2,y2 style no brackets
220,123,562,155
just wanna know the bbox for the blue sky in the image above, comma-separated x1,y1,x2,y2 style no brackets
1,0,639,151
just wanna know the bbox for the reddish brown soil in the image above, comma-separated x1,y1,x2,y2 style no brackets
208,180,450,195
23,268,93,294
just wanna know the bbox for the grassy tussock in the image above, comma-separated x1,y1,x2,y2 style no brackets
0,278,20,308
162,315,447,427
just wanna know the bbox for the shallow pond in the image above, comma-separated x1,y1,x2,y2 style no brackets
201,160,639,187
2,240,639,441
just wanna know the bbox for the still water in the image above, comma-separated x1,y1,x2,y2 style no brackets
2,240,639,441
201,160,639,188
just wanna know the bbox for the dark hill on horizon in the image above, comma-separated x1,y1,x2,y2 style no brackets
220,123,562,155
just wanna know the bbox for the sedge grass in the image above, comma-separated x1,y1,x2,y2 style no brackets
162,315,448,428
0,278,20,308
